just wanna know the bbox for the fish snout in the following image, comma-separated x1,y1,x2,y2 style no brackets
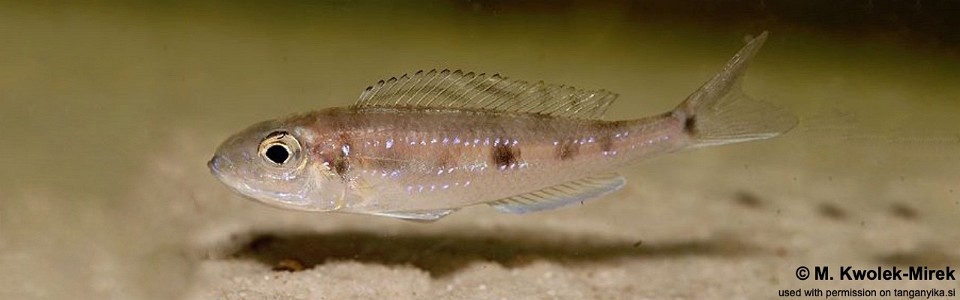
208,155,227,174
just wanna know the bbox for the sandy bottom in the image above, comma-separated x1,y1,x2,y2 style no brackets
95,132,960,299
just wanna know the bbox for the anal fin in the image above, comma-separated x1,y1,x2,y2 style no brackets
370,209,458,222
488,173,626,214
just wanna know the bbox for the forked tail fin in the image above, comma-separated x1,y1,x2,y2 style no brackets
674,32,798,148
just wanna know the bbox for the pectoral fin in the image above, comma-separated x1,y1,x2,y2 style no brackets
488,173,626,214
370,209,458,222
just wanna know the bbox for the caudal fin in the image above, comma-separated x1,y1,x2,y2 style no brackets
674,32,798,148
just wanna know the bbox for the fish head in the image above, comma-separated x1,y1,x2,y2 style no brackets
208,118,344,211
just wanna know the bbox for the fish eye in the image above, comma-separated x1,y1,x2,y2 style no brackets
259,131,301,166
264,144,290,164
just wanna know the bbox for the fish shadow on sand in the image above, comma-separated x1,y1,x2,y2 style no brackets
230,230,759,277
875,246,958,268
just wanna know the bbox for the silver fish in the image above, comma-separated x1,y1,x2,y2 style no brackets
208,32,795,221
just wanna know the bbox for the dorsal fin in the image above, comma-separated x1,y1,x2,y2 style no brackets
354,69,618,119
488,173,626,214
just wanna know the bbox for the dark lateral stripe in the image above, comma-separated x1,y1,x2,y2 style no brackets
491,143,520,169
555,139,579,160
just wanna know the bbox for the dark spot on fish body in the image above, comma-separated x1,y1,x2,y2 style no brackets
334,132,353,178
598,135,614,153
491,143,520,169
555,139,579,160
590,121,621,154
333,157,350,178
435,148,461,171
683,115,697,135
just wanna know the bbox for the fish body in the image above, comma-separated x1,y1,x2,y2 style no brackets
283,105,682,213
208,32,796,221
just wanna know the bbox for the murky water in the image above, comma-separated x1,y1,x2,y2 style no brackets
1,2,957,299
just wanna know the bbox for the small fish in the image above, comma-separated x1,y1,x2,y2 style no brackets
208,32,796,222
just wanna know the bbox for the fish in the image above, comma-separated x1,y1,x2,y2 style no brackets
208,32,796,222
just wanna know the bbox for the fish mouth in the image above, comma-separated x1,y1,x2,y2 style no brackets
207,155,254,196
207,156,220,173
208,155,230,179
206,153,325,211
